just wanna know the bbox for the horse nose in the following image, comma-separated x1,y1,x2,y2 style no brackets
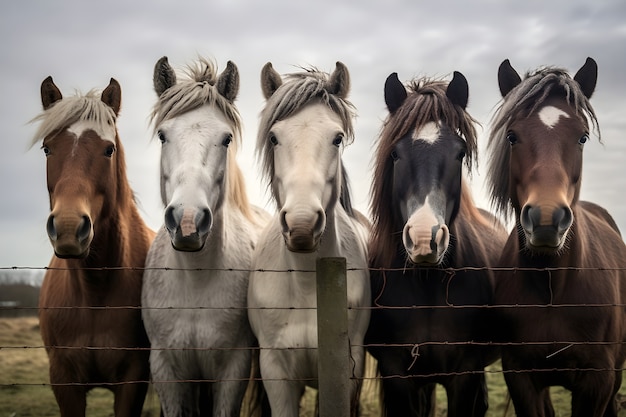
280,208,326,253
46,213,92,258
164,205,213,251
520,204,573,248
520,204,573,231
403,222,450,264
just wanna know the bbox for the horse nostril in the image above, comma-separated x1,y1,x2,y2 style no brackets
164,205,178,232
313,210,326,235
46,215,57,241
402,226,413,249
520,205,540,230
76,216,91,243
197,208,213,234
280,210,289,234
554,206,573,231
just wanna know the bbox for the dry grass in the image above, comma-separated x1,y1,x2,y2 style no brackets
1,316,625,416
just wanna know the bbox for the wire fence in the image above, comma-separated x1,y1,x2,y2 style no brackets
2,263,626,389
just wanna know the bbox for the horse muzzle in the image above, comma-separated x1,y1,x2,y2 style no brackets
403,222,449,265
164,205,212,252
46,213,93,258
520,203,573,252
280,208,325,253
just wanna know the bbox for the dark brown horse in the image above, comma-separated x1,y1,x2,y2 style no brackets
486,57,626,417
365,71,507,416
31,77,156,417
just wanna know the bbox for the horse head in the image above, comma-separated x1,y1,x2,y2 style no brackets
152,56,243,251
493,57,597,253
258,62,354,253
36,77,123,258
376,71,474,265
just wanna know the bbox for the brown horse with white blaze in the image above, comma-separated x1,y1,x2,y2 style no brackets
487,57,626,417
32,76,156,417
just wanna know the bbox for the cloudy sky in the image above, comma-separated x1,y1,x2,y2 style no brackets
1,0,625,267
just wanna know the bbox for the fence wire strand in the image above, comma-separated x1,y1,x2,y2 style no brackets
2,264,626,388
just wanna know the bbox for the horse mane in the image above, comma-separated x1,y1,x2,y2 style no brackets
369,77,479,267
256,66,357,215
30,91,117,146
151,58,255,221
487,66,600,220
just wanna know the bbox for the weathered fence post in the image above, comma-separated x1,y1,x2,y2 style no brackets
316,257,350,417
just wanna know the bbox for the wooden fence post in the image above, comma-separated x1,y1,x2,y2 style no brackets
316,257,350,417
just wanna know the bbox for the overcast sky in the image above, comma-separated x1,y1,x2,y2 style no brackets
1,0,625,267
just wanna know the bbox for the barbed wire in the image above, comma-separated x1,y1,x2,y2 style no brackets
2,366,625,388
2,263,626,391
2,265,626,272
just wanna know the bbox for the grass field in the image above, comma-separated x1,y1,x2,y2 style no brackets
1,316,624,416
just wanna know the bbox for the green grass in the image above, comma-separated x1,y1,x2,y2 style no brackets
1,316,625,416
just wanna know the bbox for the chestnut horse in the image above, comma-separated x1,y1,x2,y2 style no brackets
487,57,626,416
365,71,507,417
32,77,155,417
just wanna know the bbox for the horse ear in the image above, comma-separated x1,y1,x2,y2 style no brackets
217,61,240,102
446,71,469,109
101,78,122,116
261,62,282,99
384,73,407,113
498,59,522,97
153,56,177,97
573,57,597,99
327,61,350,99
41,76,63,110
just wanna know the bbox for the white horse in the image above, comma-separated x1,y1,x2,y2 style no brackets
142,57,268,417
248,62,371,417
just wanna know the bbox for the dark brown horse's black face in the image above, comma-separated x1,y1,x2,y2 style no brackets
507,98,586,253
391,124,466,264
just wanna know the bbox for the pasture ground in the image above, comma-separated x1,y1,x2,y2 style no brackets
1,316,625,416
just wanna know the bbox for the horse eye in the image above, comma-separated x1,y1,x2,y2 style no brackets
157,131,166,144
457,150,466,160
222,134,233,147
579,133,589,145
104,145,115,157
390,150,399,161
42,146,50,156
506,131,517,145
269,134,278,146
332,134,344,147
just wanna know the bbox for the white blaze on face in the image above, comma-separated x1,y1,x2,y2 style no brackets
412,121,440,144
67,120,116,143
538,105,570,129
403,195,450,263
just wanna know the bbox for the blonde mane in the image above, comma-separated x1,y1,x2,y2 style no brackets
30,91,117,146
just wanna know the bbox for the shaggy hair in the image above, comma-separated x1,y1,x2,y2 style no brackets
256,67,357,214
150,58,243,150
487,66,600,220
30,91,117,146
369,77,481,266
